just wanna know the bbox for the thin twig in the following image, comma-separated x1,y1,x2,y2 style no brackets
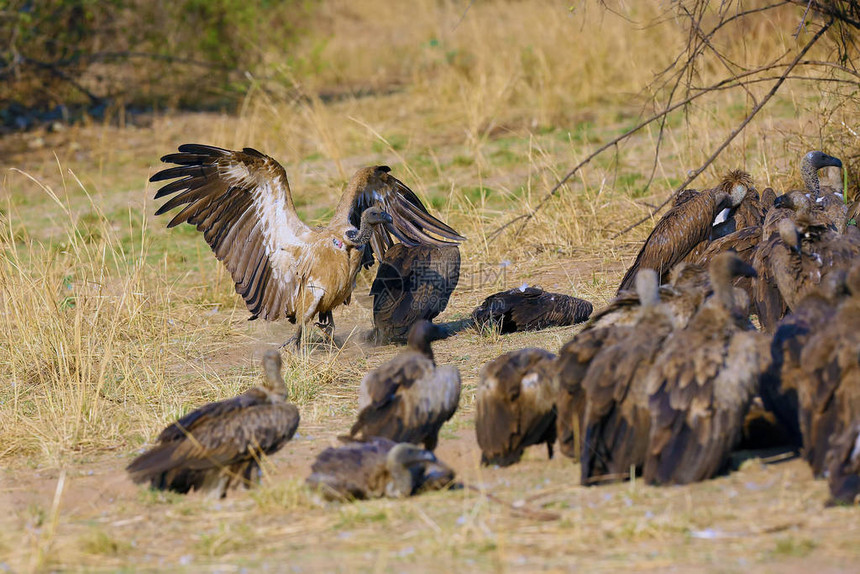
463,484,560,521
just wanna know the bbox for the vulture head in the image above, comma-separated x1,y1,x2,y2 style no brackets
720,170,754,207
773,190,813,212
261,349,288,400
406,320,446,358
345,206,393,246
709,252,757,313
801,151,843,195
777,219,802,254
385,443,437,498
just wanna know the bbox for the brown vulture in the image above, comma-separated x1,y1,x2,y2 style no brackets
617,170,753,293
760,270,849,450
800,151,846,231
476,348,558,466
580,269,675,485
797,265,860,480
126,350,299,498
643,253,771,485
471,286,593,334
370,243,460,344
351,321,460,450
710,185,768,240
306,437,455,500
150,144,464,346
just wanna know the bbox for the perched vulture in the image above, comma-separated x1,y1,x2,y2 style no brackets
617,170,753,293
761,270,849,449
150,144,464,346
580,269,675,485
643,253,771,485
306,437,455,501
472,286,593,334
126,350,299,498
351,321,460,450
797,265,860,479
370,243,460,344
476,348,558,466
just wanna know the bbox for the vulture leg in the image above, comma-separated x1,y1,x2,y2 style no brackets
206,474,230,500
283,293,324,351
546,440,554,460
315,311,335,342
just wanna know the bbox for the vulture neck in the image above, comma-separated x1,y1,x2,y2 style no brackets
712,274,739,316
351,215,376,246
407,334,435,363
801,158,822,197
385,460,414,498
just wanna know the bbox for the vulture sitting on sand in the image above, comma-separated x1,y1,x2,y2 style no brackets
370,243,460,344
306,437,456,501
642,253,771,485
350,321,460,450
580,269,675,485
476,348,558,466
472,286,593,334
150,144,464,347
126,350,299,499
617,170,754,293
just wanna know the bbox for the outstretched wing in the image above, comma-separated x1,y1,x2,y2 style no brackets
150,144,314,320
332,166,465,265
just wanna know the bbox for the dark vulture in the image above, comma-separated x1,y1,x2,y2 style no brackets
797,265,860,480
126,350,299,498
306,437,455,501
476,348,558,466
370,243,460,344
580,269,675,485
643,253,771,485
826,421,860,505
150,144,464,346
617,170,753,293
471,286,593,333
350,320,460,450
760,270,849,449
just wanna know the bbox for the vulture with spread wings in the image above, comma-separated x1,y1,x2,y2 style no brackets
150,144,464,345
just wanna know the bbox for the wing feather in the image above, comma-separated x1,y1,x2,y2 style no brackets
151,145,314,320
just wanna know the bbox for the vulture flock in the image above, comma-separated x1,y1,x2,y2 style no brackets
124,144,860,509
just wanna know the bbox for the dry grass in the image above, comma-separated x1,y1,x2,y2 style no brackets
1,1,859,571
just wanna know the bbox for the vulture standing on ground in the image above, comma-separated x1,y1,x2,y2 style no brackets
580,269,675,485
476,348,558,466
150,144,464,346
797,265,860,482
350,321,460,450
471,286,593,333
617,170,753,293
306,437,456,500
761,270,849,449
370,243,460,344
643,253,771,485
126,350,299,498
799,151,846,231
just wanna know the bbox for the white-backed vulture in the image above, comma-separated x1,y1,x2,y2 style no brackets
471,286,593,334
306,437,455,501
761,270,849,450
126,350,299,498
150,144,464,345
800,151,846,231
643,253,771,485
370,243,460,344
476,348,558,466
617,170,753,293
797,265,860,479
580,269,675,485
711,186,768,240
351,321,460,450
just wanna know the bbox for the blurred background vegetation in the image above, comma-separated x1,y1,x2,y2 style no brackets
0,0,317,127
